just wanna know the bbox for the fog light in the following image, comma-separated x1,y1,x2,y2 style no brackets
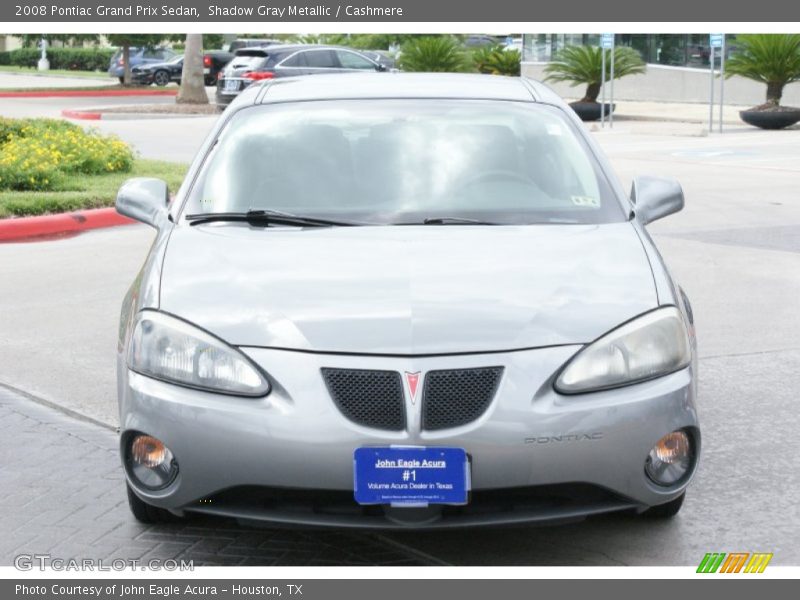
127,434,178,490
645,430,692,486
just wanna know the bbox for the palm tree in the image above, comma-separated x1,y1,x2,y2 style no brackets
398,37,466,73
473,46,521,76
725,34,800,107
177,33,208,105
544,45,645,103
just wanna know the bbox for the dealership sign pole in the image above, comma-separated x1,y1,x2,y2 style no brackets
600,33,614,128
600,37,606,127
709,33,723,133
719,34,726,133
609,35,615,128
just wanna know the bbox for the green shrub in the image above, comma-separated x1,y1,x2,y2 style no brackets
399,37,467,72
725,34,800,106
0,117,134,192
544,45,646,102
7,47,114,71
473,46,521,76
0,51,11,66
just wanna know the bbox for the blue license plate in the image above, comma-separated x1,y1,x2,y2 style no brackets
353,446,470,506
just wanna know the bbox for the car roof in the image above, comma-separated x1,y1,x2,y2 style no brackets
254,73,545,104
241,44,366,54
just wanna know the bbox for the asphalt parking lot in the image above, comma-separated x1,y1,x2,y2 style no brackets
1,97,799,565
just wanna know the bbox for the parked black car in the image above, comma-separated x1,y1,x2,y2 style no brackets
108,47,176,83
203,51,234,86
204,41,283,86
216,45,386,107
131,55,184,86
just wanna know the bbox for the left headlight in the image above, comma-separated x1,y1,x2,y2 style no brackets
128,310,270,397
555,306,691,394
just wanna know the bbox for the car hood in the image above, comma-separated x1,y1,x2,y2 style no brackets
159,222,657,355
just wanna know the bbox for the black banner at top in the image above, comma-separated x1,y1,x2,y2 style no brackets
3,0,798,22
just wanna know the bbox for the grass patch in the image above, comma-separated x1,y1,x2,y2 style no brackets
0,65,110,79
0,160,188,218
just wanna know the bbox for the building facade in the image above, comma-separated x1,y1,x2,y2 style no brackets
522,34,730,67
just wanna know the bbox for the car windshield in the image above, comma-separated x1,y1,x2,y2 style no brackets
185,99,625,225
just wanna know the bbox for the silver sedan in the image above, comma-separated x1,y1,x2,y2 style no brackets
116,73,699,528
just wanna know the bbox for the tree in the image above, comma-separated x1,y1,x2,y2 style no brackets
16,34,100,47
177,34,208,105
105,34,166,85
202,34,225,50
725,34,800,107
398,37,467,73
473,45,521,76
544,45,646,103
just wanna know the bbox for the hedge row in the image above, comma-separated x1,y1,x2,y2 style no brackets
0,47,115,71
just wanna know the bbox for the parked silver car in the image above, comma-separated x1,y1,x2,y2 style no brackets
116,73,700,528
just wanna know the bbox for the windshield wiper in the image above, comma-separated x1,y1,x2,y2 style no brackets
185,209,358,228
420,216,498,225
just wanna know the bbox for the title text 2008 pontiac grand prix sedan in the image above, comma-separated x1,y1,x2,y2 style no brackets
115,73,699,528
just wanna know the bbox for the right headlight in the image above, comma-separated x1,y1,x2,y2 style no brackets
128,310,270,397
555,306,691,394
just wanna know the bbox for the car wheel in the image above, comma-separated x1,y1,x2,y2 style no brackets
642,492,685,519
126,483,182,524
153,70,170,87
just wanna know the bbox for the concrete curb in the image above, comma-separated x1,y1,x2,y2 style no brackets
62,108,210,120
61,109,102,120
0,88,178,98
0,207,134,242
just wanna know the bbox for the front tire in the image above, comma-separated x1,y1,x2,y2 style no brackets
642,492,685,519
153,70,170,87
126,483,182,524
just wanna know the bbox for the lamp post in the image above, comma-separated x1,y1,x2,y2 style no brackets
37,36,49,72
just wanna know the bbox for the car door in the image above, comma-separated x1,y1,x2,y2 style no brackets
273,50,309,76
169,59,183,80
295,48,341,75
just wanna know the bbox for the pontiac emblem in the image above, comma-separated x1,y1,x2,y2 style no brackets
405,371,421,405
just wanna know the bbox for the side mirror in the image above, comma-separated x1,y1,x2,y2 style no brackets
116,178,169,229
631,176,684,225
375,63,387,72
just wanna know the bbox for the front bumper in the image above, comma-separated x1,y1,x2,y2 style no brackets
130,72,153,85
119,346,699,528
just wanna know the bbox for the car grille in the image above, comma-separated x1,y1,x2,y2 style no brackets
422,367,504,431
321,368,405,431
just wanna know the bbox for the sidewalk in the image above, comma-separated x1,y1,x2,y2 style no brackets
0,71,116,90
613,99,749,125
